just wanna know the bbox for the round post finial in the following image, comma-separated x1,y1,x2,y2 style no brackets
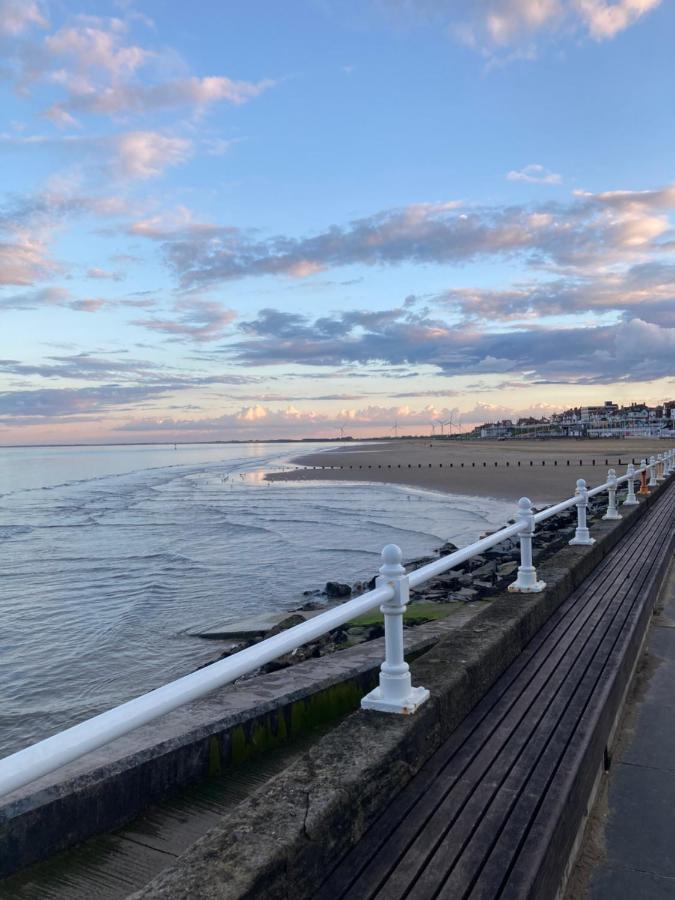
380,543,405,577
576,478,586,492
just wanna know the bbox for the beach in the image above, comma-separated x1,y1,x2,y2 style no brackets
266,438,666,503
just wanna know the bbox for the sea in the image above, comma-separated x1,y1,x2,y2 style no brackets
0,442,513,758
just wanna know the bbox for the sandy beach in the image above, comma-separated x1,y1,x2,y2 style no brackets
266,438,667,504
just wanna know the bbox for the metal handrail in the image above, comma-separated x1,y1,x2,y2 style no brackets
0,450,672,799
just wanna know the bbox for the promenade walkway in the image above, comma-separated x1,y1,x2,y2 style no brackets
570,550,675,899
316,482,675,900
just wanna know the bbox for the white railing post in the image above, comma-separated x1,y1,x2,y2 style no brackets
602,469,622,520
638,458,650,495
361,544,430,715
508,497,546,593
667,449,674,476
656,453,666,482
648,455,658,487
664,450,671,476
623,463,638,506
569,478,595,546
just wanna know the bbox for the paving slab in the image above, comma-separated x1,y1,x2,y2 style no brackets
586,864,675,900
601,762,675,879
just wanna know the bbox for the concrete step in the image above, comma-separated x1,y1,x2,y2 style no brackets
0,724,333,900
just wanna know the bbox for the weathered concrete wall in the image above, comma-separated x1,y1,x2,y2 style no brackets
127,477,675,900
1,600,480,876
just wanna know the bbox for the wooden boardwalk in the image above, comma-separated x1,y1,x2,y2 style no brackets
316,482,675,900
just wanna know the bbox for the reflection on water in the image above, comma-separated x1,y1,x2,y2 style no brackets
0,442,512,757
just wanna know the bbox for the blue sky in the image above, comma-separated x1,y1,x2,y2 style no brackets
1,0,673,443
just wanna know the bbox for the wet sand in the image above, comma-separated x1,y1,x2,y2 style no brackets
266,439,665,504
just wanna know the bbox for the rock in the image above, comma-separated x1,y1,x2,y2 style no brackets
472,579,494,591
367,624,385,640
302,589,321,597
436,541,459,555
297,599,326,611
325,581,352,598
471,561,497,578
265,614,306,637
468,556,487,571
497,561,519,578
451,587,479,603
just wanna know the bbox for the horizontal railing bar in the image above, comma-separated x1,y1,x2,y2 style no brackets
408,520,528,588
533,496,578,523
0,582,395,798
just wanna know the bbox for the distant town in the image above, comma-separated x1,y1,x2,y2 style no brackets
470,400,675,440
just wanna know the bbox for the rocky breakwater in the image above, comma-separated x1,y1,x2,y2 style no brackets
203,496,606,677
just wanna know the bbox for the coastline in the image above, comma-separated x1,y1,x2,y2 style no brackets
266,437,665,503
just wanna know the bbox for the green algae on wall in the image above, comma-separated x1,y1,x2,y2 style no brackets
224,672,379,767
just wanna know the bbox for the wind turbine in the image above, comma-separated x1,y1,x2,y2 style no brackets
392,421,399,438
441,415,456,437
336,425,345,439
430,422,437,437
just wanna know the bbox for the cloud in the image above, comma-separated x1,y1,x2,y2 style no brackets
575,0,662,40
379,0,662,55
507,163,561,184
86,266,124,281
0,188,134,285
46,75,276,124
111,131,192,179
140,187,675,288
3,13,275,126
44,17,152,79
229,304,675,384
0,286,155,313
438,260,675,327
0,0,47,36
0,352,261,386
110,397,569,439
0,237,58,285
133,299,236,342
0,384,171,420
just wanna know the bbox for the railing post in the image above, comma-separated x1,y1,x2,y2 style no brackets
623,463,638,506
361,544,430,715
648,455,658,487
666,449,674,476
508,497,546,593
656,453,666,482
569,478,595,545
602,469,622,520
638,458,650,495
664,450,671,477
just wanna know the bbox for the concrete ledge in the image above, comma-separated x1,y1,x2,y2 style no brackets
0,596,483,876
129,479,675,899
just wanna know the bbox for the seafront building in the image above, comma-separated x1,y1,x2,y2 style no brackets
474,399,675,440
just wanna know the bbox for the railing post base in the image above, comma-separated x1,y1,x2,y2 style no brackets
508,568,546,593
361,684,430,715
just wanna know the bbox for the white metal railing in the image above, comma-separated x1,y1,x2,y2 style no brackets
0,450,672,799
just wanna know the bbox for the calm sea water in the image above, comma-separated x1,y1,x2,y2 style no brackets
0,442,513,757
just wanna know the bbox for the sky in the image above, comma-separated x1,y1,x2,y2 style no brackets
1,0,674,445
